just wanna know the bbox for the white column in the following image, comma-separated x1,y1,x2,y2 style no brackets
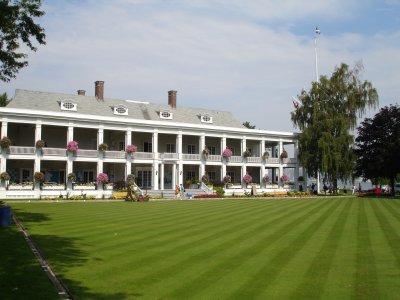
221,136,226,152
200,134,205,153
126,161,131,178
97,128,104,145
260,139,264,158
153,131,158,160
153,162,159,190
178,163,183,185
241,165,247,188
294,141,299,189
279,165,283,187
177,132,182,160
279,139,283,156
200,134,206,176
242,137,247,155
67,125,74,178
261,166,266,187
67,125,74,142
35,123,42,142
172,163,176,188
160,163,165,190
221,164,226,181
125,130,131,147
200,163,205,179
1,120,8,138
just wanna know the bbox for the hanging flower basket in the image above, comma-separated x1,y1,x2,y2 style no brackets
67,172,76,182
222,148,233,158
67,140,79,153
202,148,209,159
280,174,289,182
223,175,231,184
280,150,288,159
0,136,11,150
262,151,269,160
201,174,209,184
125,144,137,154
243,174,252,184
262,175,270,183
96,173,109,184
0,172,10,182
243,150,251,158
35,139,45,149
98,143,108,152
34,172,45,183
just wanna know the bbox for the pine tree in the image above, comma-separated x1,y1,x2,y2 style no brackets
291,62,379,190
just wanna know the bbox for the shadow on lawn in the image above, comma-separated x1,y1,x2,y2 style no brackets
10,210,141,300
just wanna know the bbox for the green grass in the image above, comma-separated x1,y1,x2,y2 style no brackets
3,197,400,299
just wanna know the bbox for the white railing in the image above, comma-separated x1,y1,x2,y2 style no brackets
76,149,98,158
201,182,214,194
161,153,179,160
207,155,222,162
42,147,67,156
9,146,36,155
104,151,126,159
134,152,154,159
229,156,243,163
182,154,200,161
246,157,261,163
266,158,280,164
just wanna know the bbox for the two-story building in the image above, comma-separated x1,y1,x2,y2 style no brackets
0,81,300,198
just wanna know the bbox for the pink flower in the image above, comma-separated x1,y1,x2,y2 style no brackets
243,174,252,184
67,140,79,152
222,148,233,158
262,175,270,183
96,173,109,184
125,144,137,154
280,174,289,182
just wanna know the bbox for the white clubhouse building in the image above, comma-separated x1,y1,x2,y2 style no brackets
0,81,300,198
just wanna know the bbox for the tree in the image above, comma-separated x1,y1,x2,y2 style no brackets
291,62,378,191
354,104,400,196
243,121,256,129
0,92,10,106
0,0,46,82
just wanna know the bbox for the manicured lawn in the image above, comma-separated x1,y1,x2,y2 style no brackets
5,197,400,299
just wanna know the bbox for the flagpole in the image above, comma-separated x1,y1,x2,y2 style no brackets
314,26,321,194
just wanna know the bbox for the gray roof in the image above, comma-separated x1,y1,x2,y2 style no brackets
8,89,246,129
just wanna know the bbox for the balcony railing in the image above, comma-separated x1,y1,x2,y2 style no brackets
134,152,154,159
182,154,201,161
160,153,179,160
42,147,67,156
104,151,126,159
246,157,262,163
75,149,99,158
9,146,35,155
207,155,222,162
229,156,243,163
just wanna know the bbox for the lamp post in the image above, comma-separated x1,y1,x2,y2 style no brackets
314,26,321,194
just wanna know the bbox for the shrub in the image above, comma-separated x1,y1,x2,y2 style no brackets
193,194,221,199
214,187,225,195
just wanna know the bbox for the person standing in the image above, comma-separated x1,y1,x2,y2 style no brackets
179,183,185,200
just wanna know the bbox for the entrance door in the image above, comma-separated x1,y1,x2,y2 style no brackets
21,168,32,182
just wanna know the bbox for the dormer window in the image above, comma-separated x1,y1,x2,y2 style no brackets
61,99,77,111
160,110,173,120
201,114,213,123
114,105,128,116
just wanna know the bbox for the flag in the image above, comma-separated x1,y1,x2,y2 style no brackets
315,27,320,35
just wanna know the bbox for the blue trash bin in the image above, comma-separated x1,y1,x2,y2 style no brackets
0,206,12,227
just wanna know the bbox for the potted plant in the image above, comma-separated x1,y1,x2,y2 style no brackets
68,172,77,182
0,136,11,152
262,151,269,160
280,150,288,159
34,171,45,189
98,143,108,152
125,144,137,156
262,175,270,184
35,139,45,149
202,148,209,159
96,172,109,189
280,174,289,186
67,140,79,153
222,148,233,159
243,174,252,187
0,172,10,182
243,150,251,158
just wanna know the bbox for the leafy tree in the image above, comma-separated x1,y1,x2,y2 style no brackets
354,104,400,195
243,121,256,129
291,62,378,191
0,0,46,82
0,92,10,106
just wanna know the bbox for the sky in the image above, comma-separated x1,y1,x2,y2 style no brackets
3,0,400,132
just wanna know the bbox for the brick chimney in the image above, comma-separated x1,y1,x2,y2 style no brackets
168,90,177,108
95,81,104,101
77,90,86,96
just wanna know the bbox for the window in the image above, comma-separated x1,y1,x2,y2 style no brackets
119,141,125,151
207,171,216,181
160,111,173,119
61,100,77,111
166,143,176,153
144,142,152,153
187,144,196,154
114,105,128,115
201,115,213,123
227,171,235,183
83,171,94,183
187,171,196,180
207,146,216,155
137,170,152,188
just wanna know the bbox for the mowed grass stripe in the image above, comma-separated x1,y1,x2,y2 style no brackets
93,199,315,283
221,199,345,300
286,199,353,299
162,199,336,299
353,199,379,299
369,200,400,299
